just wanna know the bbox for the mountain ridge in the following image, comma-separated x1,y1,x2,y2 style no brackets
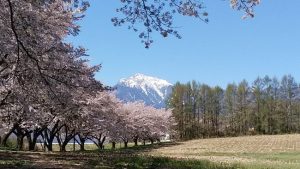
115,73,173,108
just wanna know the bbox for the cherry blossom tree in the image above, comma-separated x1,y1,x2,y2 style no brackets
0,0,105,110
114,101,175,147
0,58,104,151
113,0,260,47
76,91,120,151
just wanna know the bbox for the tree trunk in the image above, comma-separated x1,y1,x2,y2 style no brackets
77,134,88,151
56,125,76,152
44,130,56,152
79,136,85,151
61,143,67,152
150,139,154,145
60,135,76,152
80,143,85,151
98,141,104,150
73,137,76,152
28,137,37,151
44,121,61,152
134,138,138,146
124,141,128,148
1,129,14,146
56,135,62,151
111,142,116,149
46,141,53,151
99,136,106,150
17,135,25,151
27,130,42,151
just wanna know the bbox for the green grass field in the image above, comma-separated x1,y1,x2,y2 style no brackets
1,134,300,169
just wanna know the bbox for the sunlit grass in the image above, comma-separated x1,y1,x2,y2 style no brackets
149,134,300,169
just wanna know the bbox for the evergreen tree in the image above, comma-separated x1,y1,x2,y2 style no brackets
168,75,300,140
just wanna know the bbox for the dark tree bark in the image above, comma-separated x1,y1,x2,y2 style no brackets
92,135,106,150
13,124,27,151
133,136,138,146
77,134,89,151
79,141,85,151
56,134,62,151
124,141,128,148
56,124,76,152
44,121,62,151
73,137,76,152
61,142,67,152
150,138,154,145
16,135,25,151
26,127,46,151
1,125,15,146
111,142,116,149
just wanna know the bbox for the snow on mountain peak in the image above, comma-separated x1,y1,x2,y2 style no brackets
118,73,172,100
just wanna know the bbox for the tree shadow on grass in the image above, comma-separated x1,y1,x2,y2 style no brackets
0,142,188,169
0,149,238,169
122,141,182,152
71,141,182,160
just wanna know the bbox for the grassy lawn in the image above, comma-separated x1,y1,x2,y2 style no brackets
1,134,300,169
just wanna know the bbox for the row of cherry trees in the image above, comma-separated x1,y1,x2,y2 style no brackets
0,90,174,151
0,0,173,151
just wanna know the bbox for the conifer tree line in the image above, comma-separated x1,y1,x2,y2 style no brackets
168,75,300,140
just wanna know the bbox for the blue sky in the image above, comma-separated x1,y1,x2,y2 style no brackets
69,1,300,88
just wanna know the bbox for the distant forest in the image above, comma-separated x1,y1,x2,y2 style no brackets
168,75,300,140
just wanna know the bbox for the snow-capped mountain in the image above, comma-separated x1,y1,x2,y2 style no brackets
115,73,173,108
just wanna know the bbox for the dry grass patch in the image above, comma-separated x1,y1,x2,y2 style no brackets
149,134,300,168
